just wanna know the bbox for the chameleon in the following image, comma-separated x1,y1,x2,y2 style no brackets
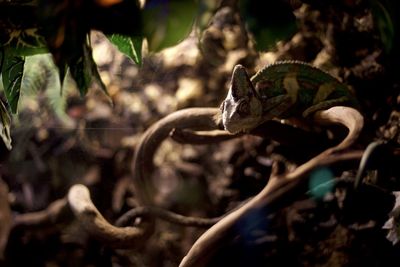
220,61,360,134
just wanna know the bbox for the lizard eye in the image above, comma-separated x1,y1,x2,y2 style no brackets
237,101,250,116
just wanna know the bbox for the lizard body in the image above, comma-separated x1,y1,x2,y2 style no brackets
220,61,360,133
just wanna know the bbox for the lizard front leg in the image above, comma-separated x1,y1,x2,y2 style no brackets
261,94,293,120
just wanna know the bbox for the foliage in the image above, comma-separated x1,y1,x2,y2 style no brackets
1,51,24,113
108,34,143,66
370,0,397,53
20,54,72,125
0,0,399,150
142,0,199,51
0,0,203,149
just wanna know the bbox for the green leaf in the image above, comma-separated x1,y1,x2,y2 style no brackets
0,99,12,150
69,36,108,97
1,51,24,113
20,54,73,125
21,54,57,95
239,0,297,51
143,0,199,52
0,48,3,72
69,55,91,96
87,43,108,96
108,34,143,65
371,0,395,53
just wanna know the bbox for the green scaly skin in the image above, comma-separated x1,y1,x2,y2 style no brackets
220,61,360,134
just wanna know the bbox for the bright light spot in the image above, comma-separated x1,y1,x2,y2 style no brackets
308,167,334,199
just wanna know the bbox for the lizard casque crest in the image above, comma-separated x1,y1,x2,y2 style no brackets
220,61,359,133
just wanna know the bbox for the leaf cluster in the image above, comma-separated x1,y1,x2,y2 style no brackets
0,0,399,150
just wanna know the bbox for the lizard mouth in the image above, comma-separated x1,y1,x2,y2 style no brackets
223,116,262,134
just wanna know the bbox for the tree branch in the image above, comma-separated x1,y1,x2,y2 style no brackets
179,149,364,267
115,206,222,228
132,107,222,206
12,198,69,228
179,106,364,267
67,184,152,248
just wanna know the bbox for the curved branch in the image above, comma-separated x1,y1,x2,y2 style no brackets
354,141,387,189
171,119,334,151
179,150,364,267
115,206,222,228
129,105,364,264
132,108,221,206
68,184,151,248
179,106,364,267
13,198,69,228
313,106,364,152
170,129,238,145
133,106,362,206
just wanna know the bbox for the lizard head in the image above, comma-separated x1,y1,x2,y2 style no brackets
220,64,263,133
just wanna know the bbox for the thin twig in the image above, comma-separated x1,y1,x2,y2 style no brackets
115,206,222,228
12,198,69,228
171,118,336,151
170,129,238,144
